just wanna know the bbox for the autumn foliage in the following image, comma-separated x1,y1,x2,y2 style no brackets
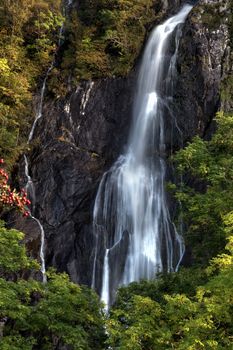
0,158,30,216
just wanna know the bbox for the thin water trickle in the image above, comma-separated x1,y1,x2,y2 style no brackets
28,64,53,143
24,155,35,212
80,81,94,115
92,5,193,309
24,61,54,283
31,215,47,283
24,1,72,283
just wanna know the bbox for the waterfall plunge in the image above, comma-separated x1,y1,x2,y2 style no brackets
92,5,193,308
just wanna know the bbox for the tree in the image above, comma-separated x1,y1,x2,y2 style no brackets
0,0,63,165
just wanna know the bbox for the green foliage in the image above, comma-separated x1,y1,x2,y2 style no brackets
172,113,233,264
114,267,208,309
1,274,105,349
107,235,233,349
0,223,105,349
0,0,63,166
0,221,38,274
54,0,161,92
0,54,31,166
24,3,64,66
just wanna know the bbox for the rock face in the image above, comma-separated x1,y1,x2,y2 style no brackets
15,0,232,287
174,0,232,144
20,76,135,285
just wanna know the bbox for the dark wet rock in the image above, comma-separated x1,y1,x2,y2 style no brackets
18,75,135,285
172,0,232,147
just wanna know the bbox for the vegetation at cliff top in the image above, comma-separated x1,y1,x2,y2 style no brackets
1,0,232,166
0,0,63,167
49,0,160,95
0,0,160,166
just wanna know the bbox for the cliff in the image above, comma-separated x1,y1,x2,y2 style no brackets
11,0,233,287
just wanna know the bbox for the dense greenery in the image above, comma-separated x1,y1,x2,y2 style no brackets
171,113,233,264
107,235,233,349
1,220,232,349
50,0,160,95
0,0,63,166
67,0,157,76
0,226,232,349
0,221,105,350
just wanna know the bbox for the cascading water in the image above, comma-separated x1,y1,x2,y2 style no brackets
24,66,54,283
24,0,73,283
24,62,53,282
92,4,193,308
28,66,53,143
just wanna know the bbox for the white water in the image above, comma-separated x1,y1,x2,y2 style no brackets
24,155,47,283
28,64,53,143
80,81,94,115
101,249,110,307
92,5,193,308
58,23,65,48
24,155,35,212
24,55,54,284
31,216,47,283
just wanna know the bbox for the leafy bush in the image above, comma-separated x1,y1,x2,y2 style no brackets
0,223,105,350
107,235,233,349
172,113,233,264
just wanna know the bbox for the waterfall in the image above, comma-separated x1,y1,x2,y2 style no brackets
92,4,193,308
